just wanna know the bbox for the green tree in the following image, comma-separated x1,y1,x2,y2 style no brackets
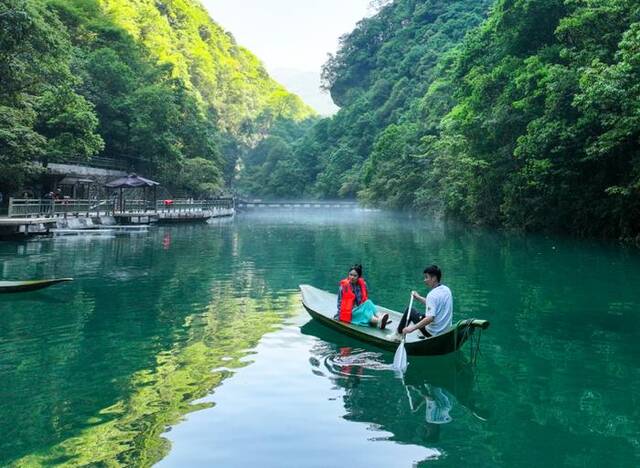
35,84,104,164
127,83,183,177
0,0,101,192
1,0,316,199
308,0,494,201
178,157,223,196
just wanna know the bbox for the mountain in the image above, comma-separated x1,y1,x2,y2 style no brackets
241,0,640,239
271,68,339,116
0,0,315,196
95,0,315,133
237,0,493,200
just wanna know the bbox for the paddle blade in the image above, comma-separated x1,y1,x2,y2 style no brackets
393,340,408,373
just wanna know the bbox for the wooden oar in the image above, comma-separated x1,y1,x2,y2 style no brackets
393,293,413,373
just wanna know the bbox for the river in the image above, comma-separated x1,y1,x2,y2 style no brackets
1,209,638,467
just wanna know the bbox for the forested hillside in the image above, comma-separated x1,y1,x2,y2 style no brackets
241,0,640,239
0,0,314,196
238,0,492,199
416,0,640,238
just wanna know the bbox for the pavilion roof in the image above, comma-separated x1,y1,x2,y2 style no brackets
105,173,159,188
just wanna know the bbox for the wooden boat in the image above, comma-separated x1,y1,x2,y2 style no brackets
300,284,489,356
0,278,73,293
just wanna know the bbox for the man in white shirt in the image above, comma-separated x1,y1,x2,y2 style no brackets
395,265,453,338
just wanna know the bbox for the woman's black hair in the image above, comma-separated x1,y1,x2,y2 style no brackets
349,263,363,277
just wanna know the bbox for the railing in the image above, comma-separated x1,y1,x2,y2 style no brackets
8,198,106,217
117,199,151,212
155,198,235,212
8,197,235,217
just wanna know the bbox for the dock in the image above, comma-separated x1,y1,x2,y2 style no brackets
0,197,235,240
51,228,117,236
0,217,57,238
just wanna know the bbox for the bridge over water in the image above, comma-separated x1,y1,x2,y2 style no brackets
236,200,358,209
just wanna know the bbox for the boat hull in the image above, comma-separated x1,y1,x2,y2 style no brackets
0,278,73,293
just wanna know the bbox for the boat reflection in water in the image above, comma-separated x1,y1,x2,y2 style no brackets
301,319,486,457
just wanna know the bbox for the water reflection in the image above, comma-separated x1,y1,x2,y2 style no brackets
160,314,442,468
9,289,297,466
301,319,484,461
1,209,639,467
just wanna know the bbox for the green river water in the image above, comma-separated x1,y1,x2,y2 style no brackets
1,209,638,467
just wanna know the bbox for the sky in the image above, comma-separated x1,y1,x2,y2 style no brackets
201,0,373,74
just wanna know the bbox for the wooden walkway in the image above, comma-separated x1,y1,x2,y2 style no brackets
0,217,57,238
237,200,358,209
0,197,235,238
7,197,234,218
